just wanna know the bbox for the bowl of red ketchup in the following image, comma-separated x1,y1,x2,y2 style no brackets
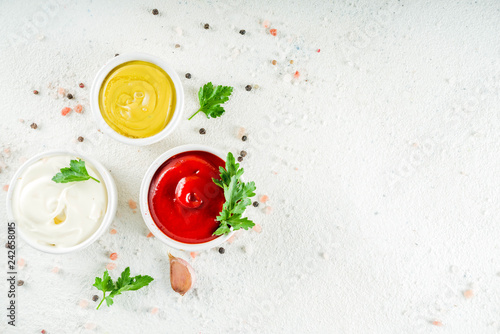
140,144,234,251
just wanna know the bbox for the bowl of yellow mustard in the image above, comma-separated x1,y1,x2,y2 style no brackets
90,53,184,145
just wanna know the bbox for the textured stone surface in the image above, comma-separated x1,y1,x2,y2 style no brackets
0,0,500,333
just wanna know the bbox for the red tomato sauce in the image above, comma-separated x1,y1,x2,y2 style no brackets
148,151,225,243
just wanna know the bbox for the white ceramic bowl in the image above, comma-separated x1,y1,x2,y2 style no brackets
140,144,234,251
90,52,184,146
6,150,118,254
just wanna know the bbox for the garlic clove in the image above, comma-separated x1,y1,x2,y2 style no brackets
169,253,195,296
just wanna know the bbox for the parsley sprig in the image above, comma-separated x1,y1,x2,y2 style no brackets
188,82,233,120
93,267,154,310
212,152,256,235
52,159,100,183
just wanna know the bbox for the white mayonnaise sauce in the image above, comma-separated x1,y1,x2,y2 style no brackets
12,155,107,248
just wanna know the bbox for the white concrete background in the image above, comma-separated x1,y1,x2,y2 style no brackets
1,0,500,333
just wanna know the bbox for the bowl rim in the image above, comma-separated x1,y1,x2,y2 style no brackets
90,52,184,146
139,144,234,251
5,150,118,254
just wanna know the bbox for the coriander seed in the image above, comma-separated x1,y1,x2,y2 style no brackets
17,280,24,286
240,150,247,157
30,123,38,129
77,136,84,142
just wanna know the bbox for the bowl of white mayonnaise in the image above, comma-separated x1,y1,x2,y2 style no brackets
6,151,118,254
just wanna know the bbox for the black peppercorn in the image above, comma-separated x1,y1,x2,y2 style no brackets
67,93,73,99
30,123,38,129
33,90,39,95
237,156,243,162
245,85,252,91
5,243,10,249
152,9,159,15
199,128,206,135
92,295,99,302
204,23,210,29
239,29,246,35
240,150,247,157
218,247,225,254
253,201,259,207
185,73,191,79
115,53,119,57
241,135,247,141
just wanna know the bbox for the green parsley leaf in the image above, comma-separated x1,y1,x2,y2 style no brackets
188,82,233,120
52,159,100,184
212,152,257,236
93,267,154,310
93,270,115,292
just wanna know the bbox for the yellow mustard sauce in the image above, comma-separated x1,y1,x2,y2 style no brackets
99,60,176,138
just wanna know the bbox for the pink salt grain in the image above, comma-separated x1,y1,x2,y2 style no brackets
79,299,89,308
84,323,96,330
151,307,159,315
128,199,137,210
431,320,443,326
61,107,71,116
110,253,118,261
2,185,9,192
106,263,116,270
58,87,66,96
227,234,237,244
262,20,270,28
190,252,198,259
265,206,273,215
252,224,262,233
51,267,59,273
259,195,269,203
74,104,83,113
270,28,277,36
294,71,300,79
237,127,246,138
110,228,117,235
18,258,25,269
463,289,474,299
147,232,154,238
